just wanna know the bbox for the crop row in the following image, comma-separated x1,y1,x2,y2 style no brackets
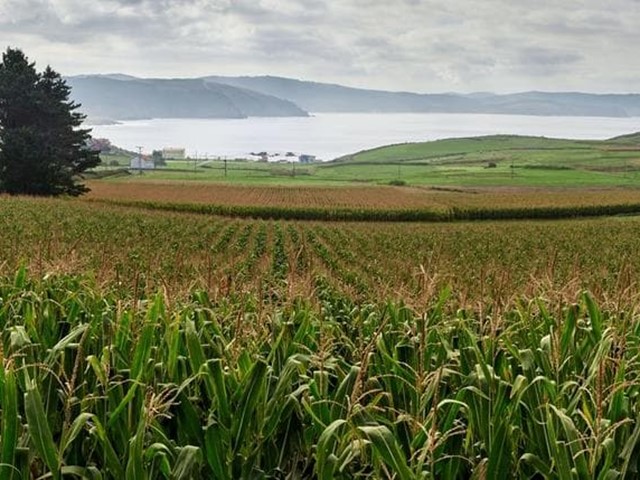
88,196,640,223
86,182,453,210
2,271,640,478
87,182,640,213
4,196,640,477
2,197,640,307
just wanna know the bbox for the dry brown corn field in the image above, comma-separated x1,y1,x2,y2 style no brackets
2,195,640,309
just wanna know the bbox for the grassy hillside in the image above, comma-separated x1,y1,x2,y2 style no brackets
332,135,592,164
94,133,640,187
315,133,640,186
609,131,640,144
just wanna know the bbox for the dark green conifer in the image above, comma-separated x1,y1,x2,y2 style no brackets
0,48,99,196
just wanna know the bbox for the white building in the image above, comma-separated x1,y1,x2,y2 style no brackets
130,156,155,170
162,148,186,160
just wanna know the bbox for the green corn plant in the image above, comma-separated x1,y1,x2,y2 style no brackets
1,266,640,478
0,362,18,480
24,378,60,480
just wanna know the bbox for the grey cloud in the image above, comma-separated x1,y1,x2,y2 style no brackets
515,47,583,67
0,0,638,93
248,27,351,66
528,14,623,37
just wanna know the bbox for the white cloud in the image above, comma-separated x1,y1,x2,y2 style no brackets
0,0,638,92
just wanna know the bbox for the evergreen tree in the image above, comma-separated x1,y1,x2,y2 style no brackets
0,48,99,196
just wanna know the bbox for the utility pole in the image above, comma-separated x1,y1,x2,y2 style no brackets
224,157,227,178
136,146,143,175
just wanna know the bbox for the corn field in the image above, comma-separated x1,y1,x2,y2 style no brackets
83,181,640,223
2,270,640,478
3,196,640,477
2,197,640,306
87,182,640,215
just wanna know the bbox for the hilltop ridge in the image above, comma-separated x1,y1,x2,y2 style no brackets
207,75,640,118
66,75,308,122
67,73,640,122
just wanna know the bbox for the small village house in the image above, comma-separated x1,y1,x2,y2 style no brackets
130,155,155,170
162,147,186,160
298,154,316,164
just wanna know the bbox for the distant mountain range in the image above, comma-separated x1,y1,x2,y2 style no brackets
67,74,640,122
208,76,640,117
66,75,307,122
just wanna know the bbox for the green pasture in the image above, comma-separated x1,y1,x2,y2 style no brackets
96,133,640,187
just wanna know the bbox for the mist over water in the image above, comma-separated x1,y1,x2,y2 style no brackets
90,113,640,160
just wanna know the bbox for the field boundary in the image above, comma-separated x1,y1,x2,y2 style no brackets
86,197,640,222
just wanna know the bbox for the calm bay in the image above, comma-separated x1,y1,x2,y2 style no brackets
90,112,640,161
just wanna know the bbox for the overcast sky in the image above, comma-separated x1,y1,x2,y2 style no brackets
0,0,638,93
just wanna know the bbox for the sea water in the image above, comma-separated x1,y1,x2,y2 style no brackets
90,112,640,161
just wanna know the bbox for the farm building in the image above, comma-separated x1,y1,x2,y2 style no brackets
130,156,155,170
298,154,316,164
162,148,186,160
